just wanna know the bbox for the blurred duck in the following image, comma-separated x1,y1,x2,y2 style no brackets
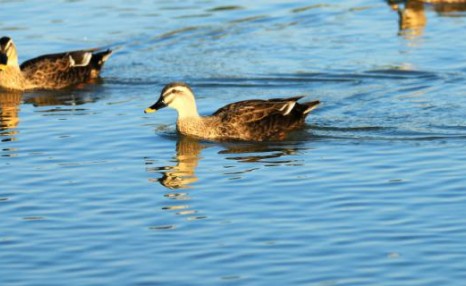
0,36,112,91
389,0,466,37
144,82,320,141
421,0,466,3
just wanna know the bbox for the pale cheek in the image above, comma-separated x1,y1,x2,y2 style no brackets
168,100,181,110
164,94,175,104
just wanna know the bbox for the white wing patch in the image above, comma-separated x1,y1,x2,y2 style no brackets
68,52,92,67
279,101,296,116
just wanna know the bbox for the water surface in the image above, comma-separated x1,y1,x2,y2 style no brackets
2,0,466,285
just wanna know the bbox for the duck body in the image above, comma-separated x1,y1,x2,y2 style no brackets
0,36,112,91
145,82,320,142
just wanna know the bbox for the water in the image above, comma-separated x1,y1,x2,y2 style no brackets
2,0,466,285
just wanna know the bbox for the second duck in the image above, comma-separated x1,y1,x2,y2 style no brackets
0,36,112,91
144,82,320,141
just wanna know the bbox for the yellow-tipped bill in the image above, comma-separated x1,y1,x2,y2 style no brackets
144,97,167,114
144,107,156,114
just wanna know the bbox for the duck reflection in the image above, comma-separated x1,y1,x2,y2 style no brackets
0,90,22,131
147,136,303,189
391,0,427,37
145,136,206,223
145,135,303,223
0,86,104,145
219,143,300,164
155,135,204,189
389,0,466,37
23,86,104,107
0,90,22,147
0,90,22,160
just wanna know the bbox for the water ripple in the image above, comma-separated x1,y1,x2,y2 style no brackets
2,0,466,285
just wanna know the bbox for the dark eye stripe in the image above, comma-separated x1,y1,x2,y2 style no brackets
163,90,176,105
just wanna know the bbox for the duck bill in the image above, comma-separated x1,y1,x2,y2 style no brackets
0,64,6,71
144,98,167,114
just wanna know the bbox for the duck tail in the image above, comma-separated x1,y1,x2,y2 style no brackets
91,49,112,71
302,100,320,115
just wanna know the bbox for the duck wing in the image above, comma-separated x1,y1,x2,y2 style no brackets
212,96,319,141
212,96,305,123
20,48,112,89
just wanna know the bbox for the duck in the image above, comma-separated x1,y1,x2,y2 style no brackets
144,82,320,141
0,36,112,91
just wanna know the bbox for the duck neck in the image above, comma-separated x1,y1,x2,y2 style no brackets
177,109,202,129
176,107,207,138
0,66,26,90
176,102,200,120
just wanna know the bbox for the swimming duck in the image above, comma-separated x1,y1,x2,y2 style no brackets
0,36,112,91
144,82,320,141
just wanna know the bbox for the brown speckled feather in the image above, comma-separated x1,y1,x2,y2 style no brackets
213,96,303,121
211,96,317,141
20,49,112,89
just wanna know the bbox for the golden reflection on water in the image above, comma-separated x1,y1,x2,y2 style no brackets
157,136,204,189
389,0,466,37
0,88,100,147
145,135,303,226
393,1,427,37
147,136,303,189
0,91,22,131
145,136,206,225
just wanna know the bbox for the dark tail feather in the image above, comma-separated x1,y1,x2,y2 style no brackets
302,100,320,115
91,49,112,71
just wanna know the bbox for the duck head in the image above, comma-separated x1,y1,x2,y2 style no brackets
145,82,199,118
0,37,19,70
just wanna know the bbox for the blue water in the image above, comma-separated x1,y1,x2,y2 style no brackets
2,0,466,285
